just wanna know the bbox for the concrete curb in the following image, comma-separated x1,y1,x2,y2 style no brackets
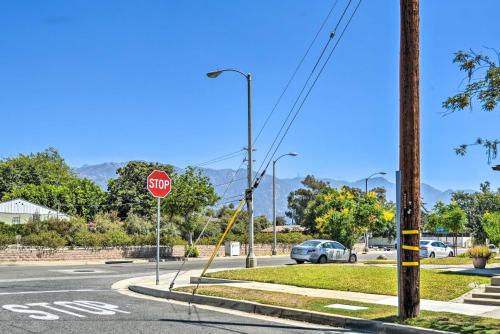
129,285,451,334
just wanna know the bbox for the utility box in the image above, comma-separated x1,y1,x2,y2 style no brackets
225,241,240,256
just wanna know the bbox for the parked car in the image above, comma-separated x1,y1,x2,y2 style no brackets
488,244,499,254
420,240,454,258
290,239,357,264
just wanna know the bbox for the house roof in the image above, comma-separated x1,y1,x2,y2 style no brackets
261,225,305,233
0,198,71,218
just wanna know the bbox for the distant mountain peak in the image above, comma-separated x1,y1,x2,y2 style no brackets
74,162,468,219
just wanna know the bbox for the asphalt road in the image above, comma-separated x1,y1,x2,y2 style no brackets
0,257,370,334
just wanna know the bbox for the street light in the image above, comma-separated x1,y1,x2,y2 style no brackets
272,152,298,256
493,165,500,171
207,68,257,268
363,171,387,253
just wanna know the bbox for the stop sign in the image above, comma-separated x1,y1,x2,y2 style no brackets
147,170,172,198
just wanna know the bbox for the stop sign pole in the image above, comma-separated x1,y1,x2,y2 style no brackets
147,170,172,285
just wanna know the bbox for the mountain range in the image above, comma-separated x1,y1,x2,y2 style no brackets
74,162,469,220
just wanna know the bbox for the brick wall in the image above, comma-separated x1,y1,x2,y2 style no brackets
1,242,364,262
0,246,170,262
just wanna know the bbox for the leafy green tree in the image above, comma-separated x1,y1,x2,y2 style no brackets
0,148,106,221
452,182,500,243
276,216,287,226
107,161,174,219
304,187,391,249
483,212,500,245
443,49,499,162
4,179,106,221
286,175,328,225
162,167,219,244
0,148,72,197
426,201,466,253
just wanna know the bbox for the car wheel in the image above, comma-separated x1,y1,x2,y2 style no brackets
349,254,357,263
448,251,454,257
429,252,435,258
317,255,327,264
295,260,304,264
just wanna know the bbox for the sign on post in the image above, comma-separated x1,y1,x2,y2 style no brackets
147,170,172,285
147,170,172,198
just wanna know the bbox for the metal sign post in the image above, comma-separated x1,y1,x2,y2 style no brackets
156,197,160,285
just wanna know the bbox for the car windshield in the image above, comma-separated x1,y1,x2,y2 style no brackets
420,241,430,246
300,241,321,247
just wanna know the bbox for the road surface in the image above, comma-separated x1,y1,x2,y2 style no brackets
0,257,371,333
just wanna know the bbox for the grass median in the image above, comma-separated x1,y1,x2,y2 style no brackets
176,285,500,334
363,256,500,266
206,264,490,301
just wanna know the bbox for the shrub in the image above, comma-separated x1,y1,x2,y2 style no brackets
466,245,495,260
101,230,132,247
124,214,153,236
132,234,156,246
161,235,187,246
0,233,15,248
184,245,199,258
0,222,24,236
254,232,311,245
74,230,104,248
22,231,67,249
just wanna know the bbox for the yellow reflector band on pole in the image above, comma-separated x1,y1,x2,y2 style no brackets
402,261,419,266
402,229,419,235
402,245,419,251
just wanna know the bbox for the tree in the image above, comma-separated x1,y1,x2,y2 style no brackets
0,148,106,221
107,161,174,219
452,182,500,244
286,175,328,225
276,216,287,226
426,201,466,253
443,49,499,162
483,212,500,245
162,167,219,244
303,187,391,249
0,148,72,198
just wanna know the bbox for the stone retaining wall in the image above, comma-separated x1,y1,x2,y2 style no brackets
0,246,169,262
0,242,365,262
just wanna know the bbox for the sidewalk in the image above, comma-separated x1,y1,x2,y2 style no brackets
126,267,500,319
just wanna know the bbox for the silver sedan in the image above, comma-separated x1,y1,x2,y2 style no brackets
290,239,357,264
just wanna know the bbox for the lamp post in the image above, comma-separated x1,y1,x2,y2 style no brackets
207,68,256,268
363,171,387,252
272,152,298,255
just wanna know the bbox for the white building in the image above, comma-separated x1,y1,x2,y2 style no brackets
0,198,70,225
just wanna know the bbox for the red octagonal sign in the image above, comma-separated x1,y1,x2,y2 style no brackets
147,170,172,198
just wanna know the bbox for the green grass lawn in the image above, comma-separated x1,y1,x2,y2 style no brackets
363,256,500,266
176,285,500,334
206,264,490,301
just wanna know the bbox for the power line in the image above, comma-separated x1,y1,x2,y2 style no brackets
254,0,354,182
252,0,340,146
254,0,363,187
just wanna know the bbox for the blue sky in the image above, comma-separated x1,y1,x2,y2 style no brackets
1,0,498,191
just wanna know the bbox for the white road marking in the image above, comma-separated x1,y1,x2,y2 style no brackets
0,272,157,283
26,302,86,318
2,300,130,320
0,289,108,295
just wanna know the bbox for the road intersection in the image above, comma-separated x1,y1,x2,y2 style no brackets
0,257,375,333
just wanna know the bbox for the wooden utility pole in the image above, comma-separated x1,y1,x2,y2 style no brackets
399,0,420,319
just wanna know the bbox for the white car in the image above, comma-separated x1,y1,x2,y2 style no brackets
419,240,454,258
488,244,499,254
